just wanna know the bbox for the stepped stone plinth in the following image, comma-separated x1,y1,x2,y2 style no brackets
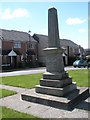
21,7,89,110
21,87,89,110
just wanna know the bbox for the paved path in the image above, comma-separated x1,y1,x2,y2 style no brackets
0,67,46,77
0,66,87,77
0,84,28,93
0,84,89,118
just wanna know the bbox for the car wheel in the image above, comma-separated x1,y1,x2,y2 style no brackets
74,66,76,68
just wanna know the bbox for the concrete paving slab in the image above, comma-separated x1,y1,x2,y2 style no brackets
22,103,50,117
0,96,89,118
0,84,89,118
39,107,61,118
0,84,28,93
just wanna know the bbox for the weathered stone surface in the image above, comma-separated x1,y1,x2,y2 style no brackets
35,8,75,97
43,48,65,73
40,77,72,88
35,82,77,97
21,87,89,110
43,71,69,80
48,7,60,48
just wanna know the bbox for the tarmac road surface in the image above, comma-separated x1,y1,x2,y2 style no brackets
0,66,87,77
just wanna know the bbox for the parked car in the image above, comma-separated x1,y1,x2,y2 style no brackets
73,60,88,68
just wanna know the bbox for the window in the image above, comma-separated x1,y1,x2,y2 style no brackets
29,43,34,49
78,48,81,53
14,42,21,48
72,48,75,53
31,43,34,49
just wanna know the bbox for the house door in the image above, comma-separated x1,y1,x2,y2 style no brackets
13,56,17,67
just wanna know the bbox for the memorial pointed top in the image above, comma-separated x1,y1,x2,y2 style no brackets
48,7,57,11
48,7,60,48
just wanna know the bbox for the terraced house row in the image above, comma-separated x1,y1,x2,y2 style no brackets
0,29,84,68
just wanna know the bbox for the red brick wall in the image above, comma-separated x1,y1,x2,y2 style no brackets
17,56,21,63
2,40,38,65
2,40,27,56
69,47,79,56
2,41,13,50
14,42,27,58
27,41,38,55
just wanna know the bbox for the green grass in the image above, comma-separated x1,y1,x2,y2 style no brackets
67,69,88,87
0,106,39,119
0,89,17,98
1,73,43,89
0,70,88,88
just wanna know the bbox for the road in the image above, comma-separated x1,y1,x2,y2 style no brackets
0,66,87,77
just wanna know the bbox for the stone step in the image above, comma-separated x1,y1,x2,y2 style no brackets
40,77,72,88
35,82,77,97
43,71,69,80
21,87,89,110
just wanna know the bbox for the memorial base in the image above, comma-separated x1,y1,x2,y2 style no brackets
21,71,89,110
21,87,89,110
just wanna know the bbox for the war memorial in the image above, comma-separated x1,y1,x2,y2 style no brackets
21,7,89,110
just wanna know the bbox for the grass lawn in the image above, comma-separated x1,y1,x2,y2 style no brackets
1,73,43,89
67,69,88,87
0,89,17,98
0,106,39,119
0,70,88,88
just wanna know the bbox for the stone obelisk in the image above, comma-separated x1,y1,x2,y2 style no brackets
44,7,64,74
35,7,77,96
48,7,60,48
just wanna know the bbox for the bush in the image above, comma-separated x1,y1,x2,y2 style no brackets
38,62,46,67
68,56,77,65
17,62,24,68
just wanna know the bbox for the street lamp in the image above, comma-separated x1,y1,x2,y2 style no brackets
28,30,31,49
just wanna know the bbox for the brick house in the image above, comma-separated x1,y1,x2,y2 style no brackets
0,29,38,68
0,29,84,68
33,34,84,66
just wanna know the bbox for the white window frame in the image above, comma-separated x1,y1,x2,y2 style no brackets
14,42,21,48
30,43,34,49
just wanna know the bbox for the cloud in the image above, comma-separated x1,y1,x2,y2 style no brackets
66,18,86,25
1,8,29,20
79,29,86,33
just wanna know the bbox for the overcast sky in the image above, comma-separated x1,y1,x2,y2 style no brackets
0,1,89,49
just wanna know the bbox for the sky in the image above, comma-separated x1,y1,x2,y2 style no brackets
0,2,89,49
